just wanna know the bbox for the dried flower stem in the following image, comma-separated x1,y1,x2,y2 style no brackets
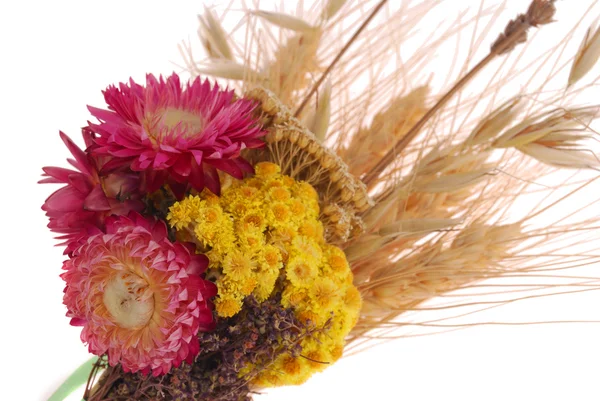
293,0,389,117
362,0,557,188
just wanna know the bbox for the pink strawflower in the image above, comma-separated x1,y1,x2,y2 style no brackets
87,73,265,196
40,130,143,254
62,213,217,376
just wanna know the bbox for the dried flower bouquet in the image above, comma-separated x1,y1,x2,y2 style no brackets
41,1,600,400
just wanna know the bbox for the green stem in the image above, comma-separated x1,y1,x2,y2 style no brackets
47,356,98,401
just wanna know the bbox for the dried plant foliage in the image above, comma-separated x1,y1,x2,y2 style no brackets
182,0,600,367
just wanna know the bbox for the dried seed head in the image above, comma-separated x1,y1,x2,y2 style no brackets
466,98,523,145
358,222,522,318
261,27,322,106
322,0,347,21
519,143,599,169
491,0,556,55
493,107,600,169
287,129,300,144
252,10,317,33
378,218,460,238
568,22,600,87
198,8,233,60
191,60,262,81
307,141,323,157
526,0,556,27
492,15,528,54
342,86,429,176
319,152,337,169
303,80,332,141
265,128,284,143
340,186,355,202
297,132,311,148
329,168,345,183
345,235,389,263
414,168,495,193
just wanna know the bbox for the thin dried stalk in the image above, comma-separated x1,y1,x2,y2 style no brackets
363,0,557,187
293,0,389,117
262,29,323,109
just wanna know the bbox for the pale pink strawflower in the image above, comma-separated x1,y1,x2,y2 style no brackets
61,213,217,375
40,130,143,254
88,73,265,196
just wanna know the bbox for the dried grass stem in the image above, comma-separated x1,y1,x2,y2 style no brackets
362,0,557,187
293,0,389,117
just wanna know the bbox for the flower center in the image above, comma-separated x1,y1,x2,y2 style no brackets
160,107,205,138
103,271,154,329
144,108,206,144
162,107,203,128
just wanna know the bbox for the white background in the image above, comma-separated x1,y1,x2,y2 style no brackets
2,1,600,400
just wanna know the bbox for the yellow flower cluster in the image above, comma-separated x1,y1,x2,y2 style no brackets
167,162,361,386
257,241,362,386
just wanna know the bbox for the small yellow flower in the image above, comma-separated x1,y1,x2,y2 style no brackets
295,181,319,201
281,175,296,187
299,220,323,239
310,277,340,311
281,286,307,308
240,277,257,296
238,228,266,253
255,161,281,177
270,202,291,222
241,212,266,231
253,271,278,301
330,344,344,361
222,250,255,279
269,186,291,202
288,199,306,216
215,295,242,318
297,310,322,325
200,188,220,205
285,257,318,287
270,226,297,245
265,179,284,189
200,206,221,223
291,236,322,262
239,185,259,199
280,355,303,376
261,245,282,270
304,348,329,371
343,286,362,312
229,201,248,217
166,203,192,230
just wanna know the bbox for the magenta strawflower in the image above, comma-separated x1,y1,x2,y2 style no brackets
87,73,265,196
61,213,217,376
40,130,143,254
